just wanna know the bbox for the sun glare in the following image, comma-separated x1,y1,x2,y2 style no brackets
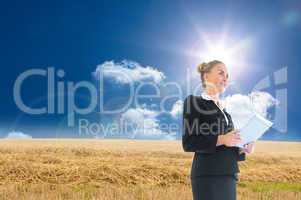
187,32,253,77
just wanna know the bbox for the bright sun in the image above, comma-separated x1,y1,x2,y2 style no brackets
187,32,253,77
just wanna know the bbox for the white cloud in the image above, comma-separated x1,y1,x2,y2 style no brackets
249,92,279,117
224,91,278,129
92,59,175,139
93,60,166,84
120,107,175,140
5,131,32,139
170,100,183,119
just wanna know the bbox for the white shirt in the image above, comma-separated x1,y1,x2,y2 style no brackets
201,92,229,125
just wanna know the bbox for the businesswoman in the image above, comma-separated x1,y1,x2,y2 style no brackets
182,60,254,200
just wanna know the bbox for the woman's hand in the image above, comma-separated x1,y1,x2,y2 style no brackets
217,130,242,147
241,142,255,154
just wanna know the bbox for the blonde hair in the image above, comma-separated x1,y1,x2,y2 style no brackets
197,60,224,88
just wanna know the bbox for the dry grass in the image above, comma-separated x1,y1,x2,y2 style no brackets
0,139,300,200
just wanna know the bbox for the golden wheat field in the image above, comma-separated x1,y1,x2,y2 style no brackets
0,139,300,200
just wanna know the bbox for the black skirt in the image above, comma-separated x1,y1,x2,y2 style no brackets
191,174,238,200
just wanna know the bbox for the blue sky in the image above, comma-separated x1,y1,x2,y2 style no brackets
1,0,300,140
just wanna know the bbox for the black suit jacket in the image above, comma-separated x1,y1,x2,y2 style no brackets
182,95,245,177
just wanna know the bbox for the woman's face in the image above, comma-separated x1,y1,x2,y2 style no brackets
204,63,229,94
